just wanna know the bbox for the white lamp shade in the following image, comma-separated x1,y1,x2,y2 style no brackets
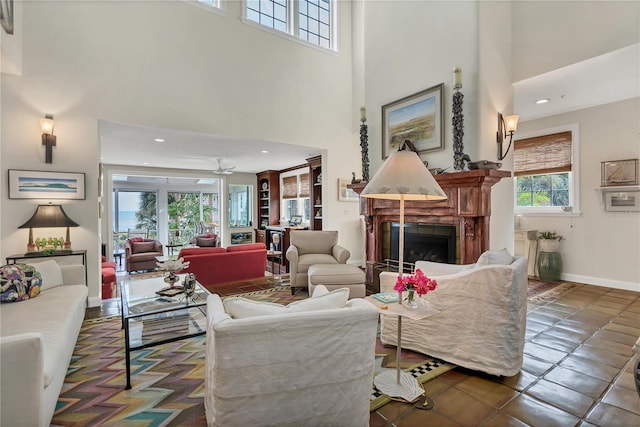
360,150,447,201
505,115,519,133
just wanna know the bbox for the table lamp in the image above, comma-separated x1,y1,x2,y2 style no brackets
361,141,447,402
18,203,79,254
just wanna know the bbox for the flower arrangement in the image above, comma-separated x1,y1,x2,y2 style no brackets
393,269,437,308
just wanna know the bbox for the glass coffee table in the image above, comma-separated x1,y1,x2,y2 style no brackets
120,274,210,389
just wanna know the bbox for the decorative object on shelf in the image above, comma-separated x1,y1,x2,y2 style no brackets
351,171,362,184
360,106,370,181
452,66,467,170
338,178,359,202
601,159,639,187
156,257,190,289
393,269,438,310
18,203,79,254
497,112,520,160
382,83,444,158
316,172,322,183
467,160,501,170
261,181,268,190
8,169,86,200
39,115,56,163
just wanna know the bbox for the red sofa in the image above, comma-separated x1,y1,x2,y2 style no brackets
176,243,267,289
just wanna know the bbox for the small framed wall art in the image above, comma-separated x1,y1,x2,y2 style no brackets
8,170,86,200
382,83,444,158
338,179,359,202
601,159,639,187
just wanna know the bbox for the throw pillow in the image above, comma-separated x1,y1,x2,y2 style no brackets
196,237,217,247
1,264,42,303
223,297,287,319
287,287,349,312
23,259,63,291
132,241,155,254
476,248,513,266
311,284,330,297
129,237,144,243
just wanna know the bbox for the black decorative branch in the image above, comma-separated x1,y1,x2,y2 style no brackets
360,120,370,182
452,90,466,170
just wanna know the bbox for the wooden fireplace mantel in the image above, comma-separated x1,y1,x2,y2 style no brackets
348,169,511,287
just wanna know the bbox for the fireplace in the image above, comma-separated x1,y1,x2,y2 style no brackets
385,223,457,264
348,169,511,293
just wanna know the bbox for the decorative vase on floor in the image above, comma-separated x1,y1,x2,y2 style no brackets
537,240,563,282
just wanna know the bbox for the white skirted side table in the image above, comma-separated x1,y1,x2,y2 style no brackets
366,295,439,403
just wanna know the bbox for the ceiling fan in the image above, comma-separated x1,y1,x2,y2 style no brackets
212,158,236,175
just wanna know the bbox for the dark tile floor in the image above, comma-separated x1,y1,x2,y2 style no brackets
88,279,640,427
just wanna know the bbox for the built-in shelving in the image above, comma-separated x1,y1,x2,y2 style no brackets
256,171,280,242
307,155,322,230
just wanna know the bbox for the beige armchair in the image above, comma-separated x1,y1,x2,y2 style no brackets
286,230,350,294
379,250,528,377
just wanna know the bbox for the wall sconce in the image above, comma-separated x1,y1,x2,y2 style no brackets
40,114,56,163
18,203,79,254
497,113,519,160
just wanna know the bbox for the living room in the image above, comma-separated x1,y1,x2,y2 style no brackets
1,1,639,425
2,1,638,306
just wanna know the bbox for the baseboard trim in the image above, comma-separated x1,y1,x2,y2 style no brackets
562,273,640,293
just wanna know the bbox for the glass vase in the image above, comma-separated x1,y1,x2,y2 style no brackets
403,289,419,310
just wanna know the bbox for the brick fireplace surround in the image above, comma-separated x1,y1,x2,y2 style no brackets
349,169,511,289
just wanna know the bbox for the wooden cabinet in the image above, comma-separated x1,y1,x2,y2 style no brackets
255,228,266,245
257,170,280,229
307,155,322,230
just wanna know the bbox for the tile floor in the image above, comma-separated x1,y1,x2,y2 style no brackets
87,281,640,427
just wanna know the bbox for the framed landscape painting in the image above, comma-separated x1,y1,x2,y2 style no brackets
382,83,444,158
8,170,86,200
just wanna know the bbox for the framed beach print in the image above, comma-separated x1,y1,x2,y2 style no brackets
8,170,86,200
382,83,444,158
338,179,359,202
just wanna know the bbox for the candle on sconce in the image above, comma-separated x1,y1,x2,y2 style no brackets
360,106,366,121
453,66,462,90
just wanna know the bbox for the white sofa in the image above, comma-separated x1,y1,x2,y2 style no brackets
379,251,528,377
205,287,379,427
1,260,87,427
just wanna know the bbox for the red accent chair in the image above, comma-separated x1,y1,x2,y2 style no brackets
101,256,117,299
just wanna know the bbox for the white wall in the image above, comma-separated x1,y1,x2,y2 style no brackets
1,0,362,304
517,98,640,290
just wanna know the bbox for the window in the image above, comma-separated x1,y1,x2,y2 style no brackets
168,191,219,243
281,170,310,224
229,184,252,227
245,0,336,50
514,125,580,214
112,190,158,247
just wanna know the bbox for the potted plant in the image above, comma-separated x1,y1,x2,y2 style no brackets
538,231,563,252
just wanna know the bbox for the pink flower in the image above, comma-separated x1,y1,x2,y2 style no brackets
393,269,437,296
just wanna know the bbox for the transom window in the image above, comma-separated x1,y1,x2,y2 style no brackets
245,0,335,50
514,125,580,214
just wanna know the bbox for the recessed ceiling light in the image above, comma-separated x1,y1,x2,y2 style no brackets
535,98,550,105
261,150,269,154
154,138,165,142
143,162,149,165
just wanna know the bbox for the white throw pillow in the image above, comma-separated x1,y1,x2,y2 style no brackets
476,248,513,266
24,260,63,291
223,297,287,319
287,287,349,312
311,284,329,297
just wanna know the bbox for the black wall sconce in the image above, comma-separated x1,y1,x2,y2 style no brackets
40,114,56,163
497,112,519,160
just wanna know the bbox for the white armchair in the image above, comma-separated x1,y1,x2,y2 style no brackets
286,230,350,293
205,291,379,427
379,251,528,377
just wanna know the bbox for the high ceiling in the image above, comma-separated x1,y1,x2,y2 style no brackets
100,44,638,175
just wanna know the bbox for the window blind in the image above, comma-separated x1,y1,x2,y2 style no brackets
299,173,310,198
514,131,572,176
282,176,298,199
